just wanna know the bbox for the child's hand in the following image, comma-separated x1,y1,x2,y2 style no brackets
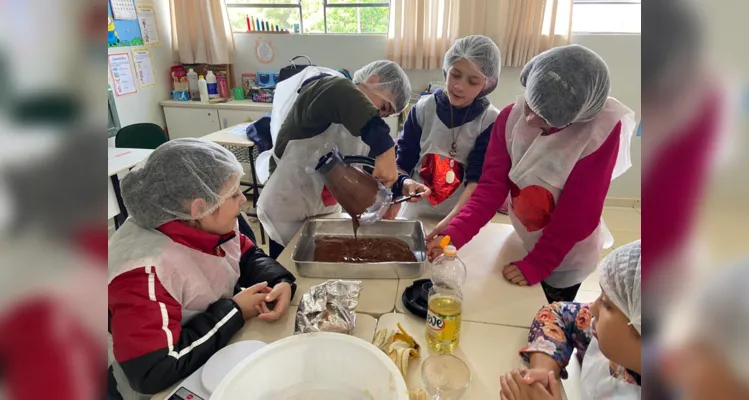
502,263,528,286
382,203,401,220
233,282,273,319
402,179,431,201
256,282,292,321
426,236,446,262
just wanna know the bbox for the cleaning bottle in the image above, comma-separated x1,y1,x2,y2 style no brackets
205,70,218,99
186,68,199,100
426,236,466,354
198,74,209,103
217,73,229,99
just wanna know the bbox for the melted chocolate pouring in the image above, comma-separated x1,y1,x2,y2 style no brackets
319,156,378,238
314,236,417,263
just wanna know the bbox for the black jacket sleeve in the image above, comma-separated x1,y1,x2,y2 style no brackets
237,246,298,299
117,298,244,395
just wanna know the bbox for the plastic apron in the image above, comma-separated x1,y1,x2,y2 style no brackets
399,95,499,220
580,337,641,399
505,96,635,288
257,123,370,246
255,67,344,184
107,220,242,400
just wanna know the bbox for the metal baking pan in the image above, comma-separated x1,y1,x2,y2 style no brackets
291,218,426,279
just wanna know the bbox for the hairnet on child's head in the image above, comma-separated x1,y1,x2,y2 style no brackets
693,262,749,385
443,35,502,97
121,138,244,229
598,240,641,334
353,60,412,113
520,44,611,127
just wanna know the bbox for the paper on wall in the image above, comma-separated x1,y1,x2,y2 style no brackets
132,48,156,88
136,5,160,45
108,53,138,96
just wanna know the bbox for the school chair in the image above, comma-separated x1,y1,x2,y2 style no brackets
115,123,168,150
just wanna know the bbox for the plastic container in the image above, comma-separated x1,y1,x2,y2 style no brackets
206,70,218,99
426,236,467,354
186,68,199,100
241,72,257,97
210,332,410,400
198,75,209,103
217,73,229,99
422,354,471,399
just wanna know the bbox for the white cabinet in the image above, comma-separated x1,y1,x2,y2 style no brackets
218,109,268,129
163,107,221,139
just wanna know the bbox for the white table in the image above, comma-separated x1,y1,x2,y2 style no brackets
377,312,531,400
397,221,548,328
151,306,378,400
108,148,153,224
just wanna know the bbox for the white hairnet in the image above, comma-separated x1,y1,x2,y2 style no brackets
598,240,641,334
121,138,244,229
693,262,749,385
443,35,501,97
520,44,611,127
352,60,412,113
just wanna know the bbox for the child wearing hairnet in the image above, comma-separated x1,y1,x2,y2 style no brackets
385,35,501,231
500,240,641,400
257,60,412,258
659,262,749,400
108,139,297,399
429,44,636,303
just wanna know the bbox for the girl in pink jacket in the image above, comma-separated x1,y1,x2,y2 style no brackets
428,45,635,303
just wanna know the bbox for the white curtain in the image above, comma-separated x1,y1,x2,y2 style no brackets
388,0,573,69
386,0,461,70
169,0,235,64
458,0,573,67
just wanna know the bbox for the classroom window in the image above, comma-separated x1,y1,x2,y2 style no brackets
572,0,641,34
225,0,390,34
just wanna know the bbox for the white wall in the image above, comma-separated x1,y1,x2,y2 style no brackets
233,32,642,198
109,0,174,138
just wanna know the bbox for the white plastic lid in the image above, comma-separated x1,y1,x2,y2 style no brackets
443,245,457,257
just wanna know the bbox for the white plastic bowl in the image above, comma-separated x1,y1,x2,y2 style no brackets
210,332,410,400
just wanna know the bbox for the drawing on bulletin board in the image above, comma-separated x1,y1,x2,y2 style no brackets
109,53,138,96
136,5,160,45
109,0,144,47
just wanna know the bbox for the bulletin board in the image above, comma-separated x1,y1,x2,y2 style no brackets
108,0,144,47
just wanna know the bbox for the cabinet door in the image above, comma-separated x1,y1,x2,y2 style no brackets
218,109,268,129
163,107,221,139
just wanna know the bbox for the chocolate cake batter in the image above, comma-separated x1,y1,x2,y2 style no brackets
318,155,379,237
314,236,417,263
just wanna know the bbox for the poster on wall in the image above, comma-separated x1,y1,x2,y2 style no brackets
255,37,274,64
132,48,156,88
108,53,138,96
108,0,143,47
136,5,160,45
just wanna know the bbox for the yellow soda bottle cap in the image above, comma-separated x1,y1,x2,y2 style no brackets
440,236,451,249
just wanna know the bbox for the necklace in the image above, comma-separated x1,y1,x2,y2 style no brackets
446,103,472,184
449,103,472,159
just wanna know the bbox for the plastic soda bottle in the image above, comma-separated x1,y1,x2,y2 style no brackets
426,236,467,354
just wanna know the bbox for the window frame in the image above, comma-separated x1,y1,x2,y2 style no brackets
571,0,641,34
225,1,305,33
322,0,390,34
225,0,390,34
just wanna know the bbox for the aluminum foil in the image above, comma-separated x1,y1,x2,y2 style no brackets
295,279,363,335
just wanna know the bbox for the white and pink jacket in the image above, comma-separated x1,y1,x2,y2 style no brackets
442,96,635,288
